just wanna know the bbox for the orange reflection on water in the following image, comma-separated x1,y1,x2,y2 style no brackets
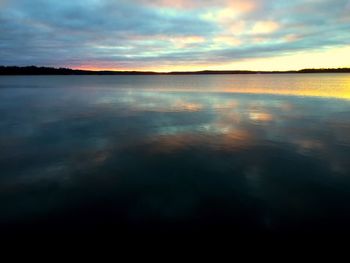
219,129,254,150
221,87,350,100
249,112,273,122
295,139,324,151
131,74,350,100
221,78,350,100
172,101,203,112
148,127,255,155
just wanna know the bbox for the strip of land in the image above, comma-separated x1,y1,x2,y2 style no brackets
1,66,350,75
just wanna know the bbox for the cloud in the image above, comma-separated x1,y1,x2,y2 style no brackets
0,0,349,70
250,21,280,35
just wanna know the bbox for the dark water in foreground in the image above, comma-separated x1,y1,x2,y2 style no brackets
0,74,350,237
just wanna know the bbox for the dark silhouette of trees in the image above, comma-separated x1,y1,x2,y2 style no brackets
1,65,349,75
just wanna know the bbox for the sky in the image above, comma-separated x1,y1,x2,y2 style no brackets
0,0,350,72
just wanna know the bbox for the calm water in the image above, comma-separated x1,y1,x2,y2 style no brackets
1,74,350,236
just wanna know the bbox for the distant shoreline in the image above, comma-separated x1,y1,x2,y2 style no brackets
1,66,350,75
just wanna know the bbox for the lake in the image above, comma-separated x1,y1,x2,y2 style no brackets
1,74,350,237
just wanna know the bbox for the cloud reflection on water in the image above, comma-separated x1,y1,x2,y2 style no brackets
0,78,350,234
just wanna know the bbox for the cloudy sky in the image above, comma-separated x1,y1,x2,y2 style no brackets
0,0,350,71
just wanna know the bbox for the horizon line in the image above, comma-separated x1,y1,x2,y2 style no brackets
1,65,350,75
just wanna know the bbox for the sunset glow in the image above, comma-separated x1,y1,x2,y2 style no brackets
1,0,350,71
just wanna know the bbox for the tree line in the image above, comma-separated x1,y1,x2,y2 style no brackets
1,66,350,75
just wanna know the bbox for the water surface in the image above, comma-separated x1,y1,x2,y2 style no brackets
1,74,350,236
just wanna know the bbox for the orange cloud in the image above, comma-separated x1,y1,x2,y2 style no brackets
167,35,206,48
200,0,257,25
139,0,205,9
225,0,257,13
227,21,247,35
283,34,301,42
139,0,257,11
213,35,242,47
112,34,206,49
250,21,280,34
